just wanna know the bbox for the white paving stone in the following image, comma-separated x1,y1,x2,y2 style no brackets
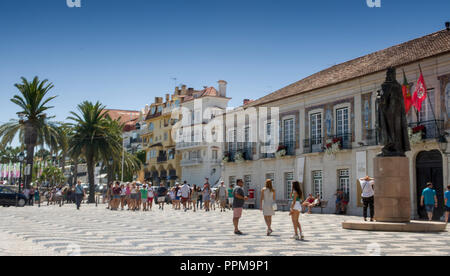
0,204,448,256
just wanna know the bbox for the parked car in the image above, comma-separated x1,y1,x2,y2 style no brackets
0,186,28,207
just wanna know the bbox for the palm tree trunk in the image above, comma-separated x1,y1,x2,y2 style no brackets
87,155,96,203
25,143,35,190
24,122,38,190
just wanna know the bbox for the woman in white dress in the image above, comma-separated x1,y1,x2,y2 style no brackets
260,179,276,236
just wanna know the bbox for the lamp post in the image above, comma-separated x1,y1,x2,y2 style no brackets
16,152,25,207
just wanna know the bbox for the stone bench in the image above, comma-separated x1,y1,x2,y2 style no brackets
313,200,328,214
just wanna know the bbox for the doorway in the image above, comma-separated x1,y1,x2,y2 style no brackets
416,150,444,220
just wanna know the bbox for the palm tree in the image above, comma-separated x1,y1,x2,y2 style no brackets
0,146,22,164
68,101,122,203
0,77,59,189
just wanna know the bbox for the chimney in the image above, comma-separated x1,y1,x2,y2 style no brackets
181,85,187,95
243,99,251,105
166,94,170,102
218,80,227,97
446,22,450,31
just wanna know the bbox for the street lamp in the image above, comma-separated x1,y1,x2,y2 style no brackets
18,152,25,192
16,152,25,207
437,135,448,154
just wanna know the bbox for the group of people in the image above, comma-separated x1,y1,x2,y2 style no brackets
232,178,305,240
421,182,450,223
69,174,450,234
358,176,450,223
22,187,39,205
101,178,234,213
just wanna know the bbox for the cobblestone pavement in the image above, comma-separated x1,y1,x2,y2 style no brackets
0,204,448,256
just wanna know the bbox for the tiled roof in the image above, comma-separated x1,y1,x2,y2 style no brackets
183,87,223,102
103,109,140,132
248,29,450,107
103,109,140,127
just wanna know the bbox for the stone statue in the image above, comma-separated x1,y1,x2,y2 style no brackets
377,67,411,157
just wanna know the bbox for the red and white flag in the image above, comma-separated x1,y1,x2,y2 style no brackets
412,68,427,112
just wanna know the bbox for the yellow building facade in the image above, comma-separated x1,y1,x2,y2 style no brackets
140,93,182,186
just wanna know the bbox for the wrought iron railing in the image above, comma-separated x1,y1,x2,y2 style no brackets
157,155,167,163
329,133,352,150
303,137,324,154
364,129,379,146
408,120,445,140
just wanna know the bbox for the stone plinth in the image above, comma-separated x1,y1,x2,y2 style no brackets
374,156,411,223
342,220,447,232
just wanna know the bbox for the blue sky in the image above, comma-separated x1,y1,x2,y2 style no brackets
0,0,449,124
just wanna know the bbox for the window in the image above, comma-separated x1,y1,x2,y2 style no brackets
418,89,435,122
310,113,322,145
228,129,237,154
283,118,295,155
313,171,323,198
149,123,154,131
212,150,218,160
285,172,294,199
338,169,350,197
336,107,349,135
188,151,198,160
244,126,252,158
164,132,168,141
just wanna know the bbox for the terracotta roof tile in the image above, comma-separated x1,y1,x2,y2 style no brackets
248,30,450,107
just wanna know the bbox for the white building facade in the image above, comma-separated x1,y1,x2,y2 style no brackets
175,81,231,187
222,29,450,220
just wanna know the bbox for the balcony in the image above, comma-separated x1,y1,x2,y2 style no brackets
261,153,276,159
242,147,253,161
157,155,167,163
329,133,352,150
181,158,203,166
176,141,209,150
363,129,379,146
408,120,445,140
303,137,324,154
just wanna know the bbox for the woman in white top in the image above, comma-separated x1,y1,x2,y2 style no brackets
260,179,276,236
147,185,154,210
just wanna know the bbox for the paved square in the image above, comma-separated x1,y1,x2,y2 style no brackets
0,204,448,256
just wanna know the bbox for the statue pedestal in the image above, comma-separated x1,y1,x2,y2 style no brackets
343,156,447,232
374,156,411,223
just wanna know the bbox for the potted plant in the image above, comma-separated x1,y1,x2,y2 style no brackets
324,137,342,155
409,126,425,145
275,145,287,158
235,151,245,163
222,152,230,163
